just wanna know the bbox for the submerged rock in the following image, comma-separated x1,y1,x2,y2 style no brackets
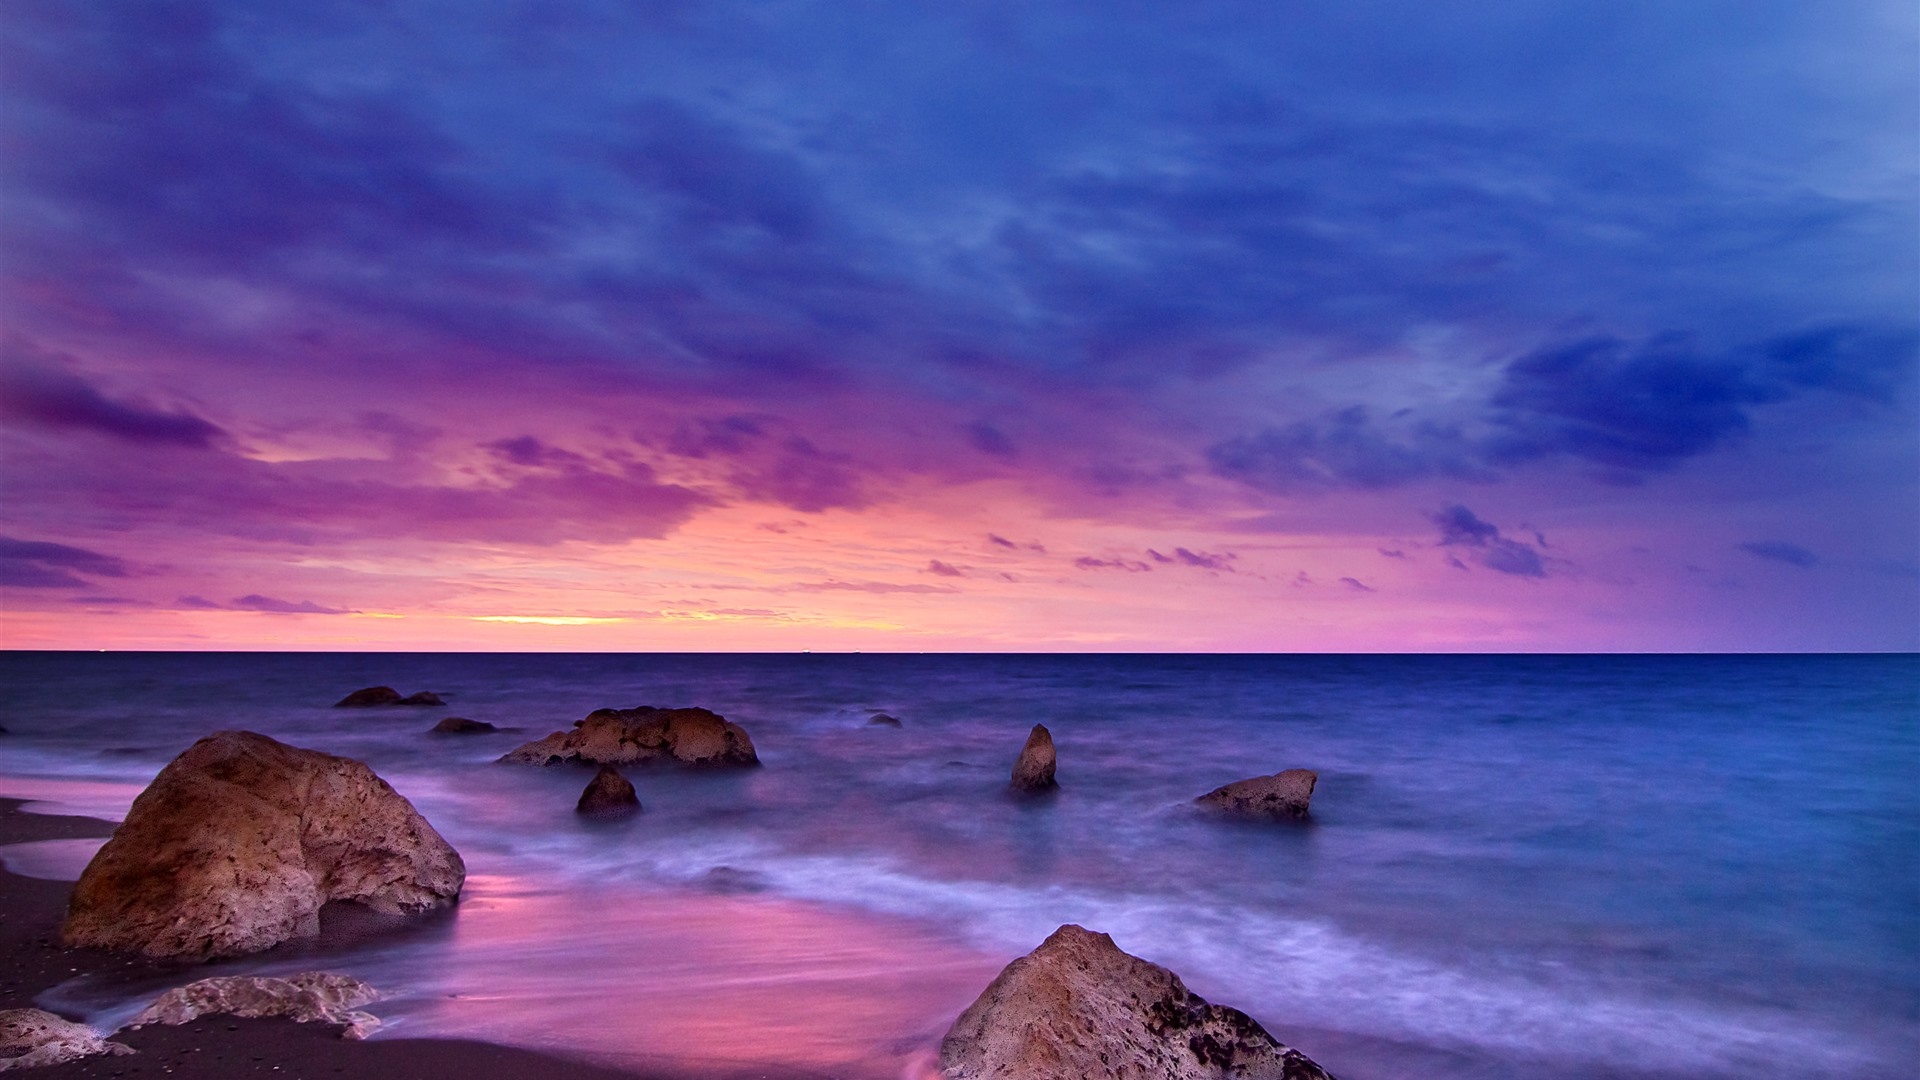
868,713,904,728
398,691,445,707
940,925,1335,1080
500,706,759,768
576,765,641,816
0,1009,132,1071
1196,770,1318,821
63,730,465,960
431,716,496,734
334,686,402,708
1009,724,1057,792
130,972,382,1040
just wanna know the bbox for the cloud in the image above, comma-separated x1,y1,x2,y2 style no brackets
1339,577,1375,592
1172,547,1235,572
0,350,225,449
1737,541,1818,568
1074,556,1152,572
231,594,355,614
1428,504,1547,578
486,436,586,469
0,536,130,589
965,421,1018,458
987,534,1018,549
1207,405,1484,494
792,579,958,594
925,559,966,577
663,418,865,512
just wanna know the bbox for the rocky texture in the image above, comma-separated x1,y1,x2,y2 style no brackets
1010,724,1058,792
941,925,1334,1080
868,713,903,727
129,973,382,1040
63,730,465,960
335,686,402,707
1196,770,1318,821
576,766,641,816
500,706,759,768
398,691,445,707
0,1009,133,1071
431,716,496,734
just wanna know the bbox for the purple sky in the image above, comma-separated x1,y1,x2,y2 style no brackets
2,1,1915,651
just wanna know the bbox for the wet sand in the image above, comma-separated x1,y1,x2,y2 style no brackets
0,798,661,1080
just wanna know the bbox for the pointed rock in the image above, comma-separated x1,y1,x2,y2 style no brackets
1009,724,1057,792
941,925,1335,1080
1196,770,1318,821
576,765,641,817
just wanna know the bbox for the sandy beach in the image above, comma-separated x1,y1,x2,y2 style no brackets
1,797,664,1080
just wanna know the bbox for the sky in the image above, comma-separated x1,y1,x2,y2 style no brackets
1,0,1916,652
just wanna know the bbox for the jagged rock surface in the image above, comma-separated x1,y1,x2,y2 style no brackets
1196,770,1318,820
499,706,758,768
941,925,1335,1080
0,1010,132,1071
130,973,383,1040
1010,724,1058,792
63,730,465,960
576,765,641,816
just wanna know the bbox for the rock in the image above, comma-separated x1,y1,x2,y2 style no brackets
500,706,759,768
1009,724,1057,792
940,925,1335,1080
335,686,402,707
1196,770,1318,821
398,691,445,707
0,1009,133,1071
63,730,465,960
129,972,382,1040
431,716,496,734
576,765,641,816
868,713,903,727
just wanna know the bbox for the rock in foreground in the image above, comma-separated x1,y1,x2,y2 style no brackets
130,973,382,1040
576,765,641,816
941,925,1334,1080
1196,770,1318,820
0,1009,132,1071
1010,724,1057,792
63,730,465,960
499,706,758,768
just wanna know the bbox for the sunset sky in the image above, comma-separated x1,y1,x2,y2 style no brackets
2,1,1915,652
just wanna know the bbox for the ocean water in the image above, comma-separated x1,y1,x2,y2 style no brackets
0,652,1914,1079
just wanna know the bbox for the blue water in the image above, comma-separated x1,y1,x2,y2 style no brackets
1,652,1915,1079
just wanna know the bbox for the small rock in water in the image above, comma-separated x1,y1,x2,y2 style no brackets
501,705,759,768
334,686,402,708
431,716,495,734
1196,769,1318,820
0,1009,133,1070
1009,723,1057,792
130,973,382,1040
940,924,1335,1080
576,765,641,816
398,691,445,706
868,713,903,727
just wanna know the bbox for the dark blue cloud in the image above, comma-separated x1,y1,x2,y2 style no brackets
1428,505,1547,578
1738,541,1818,568
0,350,225,449
0,536,129,588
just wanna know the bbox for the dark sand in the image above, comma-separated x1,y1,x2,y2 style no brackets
0,798,658,1079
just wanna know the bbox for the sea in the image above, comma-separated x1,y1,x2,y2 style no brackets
0,652,1914,1079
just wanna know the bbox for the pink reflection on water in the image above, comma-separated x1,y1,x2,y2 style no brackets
370,873,1004,1080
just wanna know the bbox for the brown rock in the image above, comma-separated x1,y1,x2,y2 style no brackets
499,706,758,768
1009,724,1057,792
334,686,402,707
1196,770,1318,820
431,716,496,734
129,972,382,1040
576,765,641,816
398,691,445,707
940,925,1335,1080
0,1009,132,1071
63,730,465,960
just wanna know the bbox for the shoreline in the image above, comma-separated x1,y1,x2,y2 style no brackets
0,798,668,1080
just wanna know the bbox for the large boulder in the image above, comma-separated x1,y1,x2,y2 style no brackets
63,730,465,960
129,972,382,1040
576,765,641,816
1196,770,1318,821
1010,724,1057,792
499,706,758,768
941,925,1334,1080
0,1010,132,1071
